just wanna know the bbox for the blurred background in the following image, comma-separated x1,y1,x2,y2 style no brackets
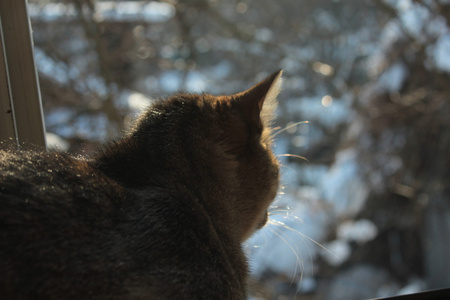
28,0,450,299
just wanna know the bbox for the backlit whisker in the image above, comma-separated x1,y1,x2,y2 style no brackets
273,121,309,137
277,154,309,162
267,226,303,282
269,209,292,214
270,219,334,257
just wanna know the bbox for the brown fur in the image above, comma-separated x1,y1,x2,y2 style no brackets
0,71,282,299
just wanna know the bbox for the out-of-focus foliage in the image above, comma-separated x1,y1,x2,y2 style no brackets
28,0,450,299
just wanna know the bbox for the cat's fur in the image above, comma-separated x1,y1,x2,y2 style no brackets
0,71,282,300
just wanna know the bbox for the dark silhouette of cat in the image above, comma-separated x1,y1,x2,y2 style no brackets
0,70,282,300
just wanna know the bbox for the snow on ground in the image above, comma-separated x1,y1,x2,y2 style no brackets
431,33,450,73
320,148,369,218
337,219,378,244
376,62,408,93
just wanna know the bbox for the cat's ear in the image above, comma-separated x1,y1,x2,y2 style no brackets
235,70,282,130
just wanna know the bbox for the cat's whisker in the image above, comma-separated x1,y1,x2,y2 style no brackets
272,121,309,137
270,212,306,224
268,205,283,209
269,209,291,215
267,218,324,295
267,225,303,283
269,218,334,257
268,212,290,220
272,212,299,222
269,220,299,257
277,154,309,162
268,206,292,213
267,206,336,291
291,215,305,224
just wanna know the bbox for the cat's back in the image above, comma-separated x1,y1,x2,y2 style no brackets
0,150,123,231
0,150,122,203
0,150,246,300
0,150,128,299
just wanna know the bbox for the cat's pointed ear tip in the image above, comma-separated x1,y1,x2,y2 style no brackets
271,69,283,83
271,69,283,87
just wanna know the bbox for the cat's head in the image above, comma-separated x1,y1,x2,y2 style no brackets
132,71,282,241
222,71,282,241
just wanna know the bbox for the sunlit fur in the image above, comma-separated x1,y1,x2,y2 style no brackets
260,71,282,129
0,71,283,300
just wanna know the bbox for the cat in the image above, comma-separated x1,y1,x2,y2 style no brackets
0,70,282,300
